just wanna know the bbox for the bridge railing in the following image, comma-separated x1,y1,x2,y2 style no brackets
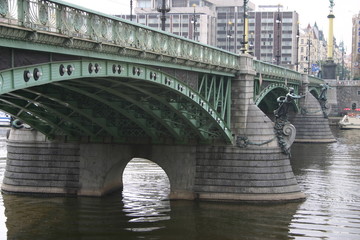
254,60,302,82
0,0,239,71
254,60,323,86
308,75,324,86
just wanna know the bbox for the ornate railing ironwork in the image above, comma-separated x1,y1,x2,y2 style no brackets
0,0,239,71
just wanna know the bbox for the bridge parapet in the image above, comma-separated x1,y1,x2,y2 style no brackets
254,60,323,86
254,60,302,82
0,0,238,72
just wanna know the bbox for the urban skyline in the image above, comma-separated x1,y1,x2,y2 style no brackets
65,0,358,53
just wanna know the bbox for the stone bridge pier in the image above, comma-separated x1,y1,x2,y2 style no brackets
194,55,305,201
290,75,336,143
2,55,306,202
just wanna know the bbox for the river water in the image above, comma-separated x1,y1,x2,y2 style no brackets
0,127,359,240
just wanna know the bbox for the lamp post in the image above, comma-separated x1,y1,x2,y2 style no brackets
130,0,133,21
247,32,254,55
157,0,170,31
340,41,345,80
323,0,337,79
275,5,282,65
240,0,249,54
296,24,300,71
227,21,233,51
307,34,312,75
191,4,197,41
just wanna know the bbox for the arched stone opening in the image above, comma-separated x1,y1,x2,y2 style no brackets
122,158,170,202
309,89,320,99
258,87,298,119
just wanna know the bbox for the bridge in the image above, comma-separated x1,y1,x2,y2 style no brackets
0,0,334,202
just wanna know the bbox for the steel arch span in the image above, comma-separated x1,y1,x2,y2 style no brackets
0,60,232,144
309,87,320,99
254,83,301,115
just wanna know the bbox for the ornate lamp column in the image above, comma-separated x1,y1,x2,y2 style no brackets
323,0,337,79
191,4,197,40
296,23,300,71
240,0,249,54
157,0,170,31
227,21,233,51
275,5,282,65
130,0,133,21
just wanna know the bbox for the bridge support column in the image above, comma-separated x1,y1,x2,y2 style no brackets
2,129,197,199
290,75,336,143
194,55,306,202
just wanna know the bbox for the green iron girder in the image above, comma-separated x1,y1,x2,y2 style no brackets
309,87,320,99
198,74,231,124
93,79,208,141
1,91,91,137
254,83,301,113
49,82,160,139
0,60,232,144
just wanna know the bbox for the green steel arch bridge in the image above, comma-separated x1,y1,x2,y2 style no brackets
0,0,323,145
0,0,331,202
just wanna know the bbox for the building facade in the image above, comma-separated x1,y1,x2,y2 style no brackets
249,7,299,68
352,12,360,79
125,0,218,45
298,24,327,76
123,1,336,72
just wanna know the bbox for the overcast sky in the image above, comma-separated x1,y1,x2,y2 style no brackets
64,0,358,53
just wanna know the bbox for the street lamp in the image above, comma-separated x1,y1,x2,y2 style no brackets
240,0,249,54
130,0,133,21
157,0,170,31
307,35,312,75
190,4,197,41
295,23,300,71
247,32,254,55
227,21,233,51
275,5,282,65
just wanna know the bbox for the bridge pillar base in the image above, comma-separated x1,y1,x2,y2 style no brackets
194,146,306,202
197,192,306,202
2,129,197,199
290,91,336,143
169,190,197,200
2,129,81,196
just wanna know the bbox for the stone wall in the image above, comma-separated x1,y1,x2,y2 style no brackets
326,80,360,116
336,85,360,115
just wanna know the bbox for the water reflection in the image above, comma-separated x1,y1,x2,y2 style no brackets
1,127,360,239
289,127,360,239
122,159,170,232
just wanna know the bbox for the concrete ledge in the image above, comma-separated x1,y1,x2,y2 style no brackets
294,138,337,143
197,192,306,202
1,183,77,195
169,190,197,200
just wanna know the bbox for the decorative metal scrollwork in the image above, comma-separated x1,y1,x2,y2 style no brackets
100,19,108,38
236,135,276,148
0,0,9,17
73,11,83,32
274,118,296,156
39,3,48,25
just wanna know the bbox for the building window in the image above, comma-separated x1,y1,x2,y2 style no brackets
137,0,151,8
172,0,186,7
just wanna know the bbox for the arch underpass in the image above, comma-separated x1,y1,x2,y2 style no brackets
255,84,300,117
0,60,232,144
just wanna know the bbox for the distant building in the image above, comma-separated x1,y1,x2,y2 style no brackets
351,12,360,79
122,0,218,46
298,23,327,76
248,6,299,68
121,1,326,71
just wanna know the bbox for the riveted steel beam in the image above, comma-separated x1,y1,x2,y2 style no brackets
5,90,96,137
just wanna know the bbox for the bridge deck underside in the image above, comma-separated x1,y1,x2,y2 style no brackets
0,76,229,144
